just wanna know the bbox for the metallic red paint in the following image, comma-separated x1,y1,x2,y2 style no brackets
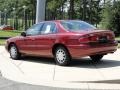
5,20,118,59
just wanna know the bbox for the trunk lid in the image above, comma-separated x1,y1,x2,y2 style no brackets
75,30,115,44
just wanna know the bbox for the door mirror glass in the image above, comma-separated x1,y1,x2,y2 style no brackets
21,32,26,37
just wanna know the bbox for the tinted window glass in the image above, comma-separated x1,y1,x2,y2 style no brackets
26,23,43,36
41,22,56,34
61,21,96,31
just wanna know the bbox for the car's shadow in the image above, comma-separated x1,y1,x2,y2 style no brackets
17,56,120,69
70,58,120,69
20,56,56,65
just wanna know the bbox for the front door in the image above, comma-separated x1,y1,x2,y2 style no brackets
21,23,43,55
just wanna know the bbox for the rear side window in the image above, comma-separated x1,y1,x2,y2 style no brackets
40,22,57,34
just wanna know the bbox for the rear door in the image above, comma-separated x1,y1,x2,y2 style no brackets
34,22,57,56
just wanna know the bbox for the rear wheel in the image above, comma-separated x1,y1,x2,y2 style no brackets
54,46,71,66
9,44,21,60
90,55,104,62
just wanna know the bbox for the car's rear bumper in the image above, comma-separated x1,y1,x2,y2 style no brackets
67,41,118,58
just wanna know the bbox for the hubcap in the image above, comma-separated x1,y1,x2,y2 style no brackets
56,49,66,63
10,46,17,58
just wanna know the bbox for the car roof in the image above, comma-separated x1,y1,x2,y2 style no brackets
37,20,83,24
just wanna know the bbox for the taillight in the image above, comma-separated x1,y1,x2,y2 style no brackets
79,35,90,43
89,35,99,41
79,34,99,44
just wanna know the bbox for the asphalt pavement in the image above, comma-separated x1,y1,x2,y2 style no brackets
0,77,85,90
0,46,120,90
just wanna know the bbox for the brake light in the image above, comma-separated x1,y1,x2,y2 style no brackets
79,34,99,44
79,35,90,43
89,35,99,41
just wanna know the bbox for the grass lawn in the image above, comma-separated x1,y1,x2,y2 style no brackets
0,39,6,45
116,36,120,41
115,36,120,48
0,30,22,45
118,43,120,48
0,30,22,37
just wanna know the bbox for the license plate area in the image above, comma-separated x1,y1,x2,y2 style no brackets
99,36,108,43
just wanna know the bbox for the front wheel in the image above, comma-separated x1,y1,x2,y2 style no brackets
9,44,21,60
54,46,71,66
90,55,104,62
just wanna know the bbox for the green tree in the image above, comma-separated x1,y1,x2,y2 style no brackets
101,0,120,36
109,1,120,36
0,0,104,29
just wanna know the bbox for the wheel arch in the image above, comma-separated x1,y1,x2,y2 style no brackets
8,42,17,51
52,43,70,56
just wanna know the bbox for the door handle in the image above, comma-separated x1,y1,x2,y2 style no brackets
31,38,35,40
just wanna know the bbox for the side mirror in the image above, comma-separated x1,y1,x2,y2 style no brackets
21,32,26,37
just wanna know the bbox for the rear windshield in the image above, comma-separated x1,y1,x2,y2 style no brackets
61,21,96,31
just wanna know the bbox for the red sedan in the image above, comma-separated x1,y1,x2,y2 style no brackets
5,20,118,66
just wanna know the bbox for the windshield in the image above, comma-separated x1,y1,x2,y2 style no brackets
61,20,96,31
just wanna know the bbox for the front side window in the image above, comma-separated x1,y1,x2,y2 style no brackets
40,22,57,34
26,23,43,36
61,20,96,31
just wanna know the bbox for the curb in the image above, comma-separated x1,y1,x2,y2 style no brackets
0,37,10,39
0,71,2,77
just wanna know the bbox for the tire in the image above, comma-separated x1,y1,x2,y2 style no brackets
9,44,21,60
54,46,71,66
90,55,104,62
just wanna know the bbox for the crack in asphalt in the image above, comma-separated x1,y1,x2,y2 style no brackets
9,60,25,74
92,62,106,80
0,51,4,54
53,64,56,80
17,61,24,67
1,52,24,74
0,71,2,77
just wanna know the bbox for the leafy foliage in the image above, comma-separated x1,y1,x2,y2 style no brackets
101,0,120,36
109,1,120,36
0,0,119,36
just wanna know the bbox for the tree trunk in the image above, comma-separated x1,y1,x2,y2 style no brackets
69,0,75,19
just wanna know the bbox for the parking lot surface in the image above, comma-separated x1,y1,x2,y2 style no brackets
0,46,120,89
